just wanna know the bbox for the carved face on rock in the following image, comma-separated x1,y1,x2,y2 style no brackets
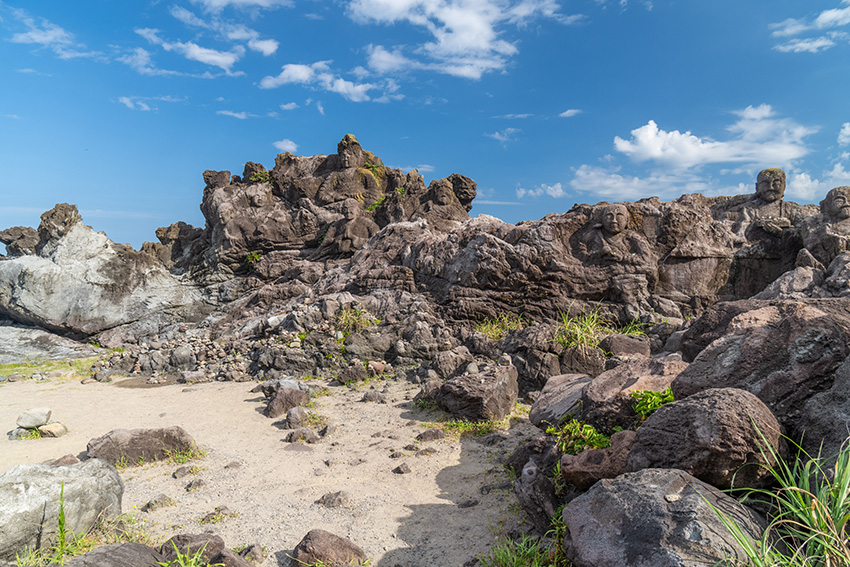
602,205,628,235
825,187,850,221
756,168,786,203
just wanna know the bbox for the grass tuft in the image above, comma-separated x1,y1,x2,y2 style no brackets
476,313,525,342
554,307,611,351
545,419,610,455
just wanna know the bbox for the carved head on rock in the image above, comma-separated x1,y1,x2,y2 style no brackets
337,134,365,169
602,204,629,235
823,186,850,222
756,168,786,203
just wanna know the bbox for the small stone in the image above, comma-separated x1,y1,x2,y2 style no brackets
8,427,32,440
416,448,437,457
7,373,23,382
50,454,79,466
389,451,404,459
392,463,412,474
316,491,353,508
142,494,176,512
185,479,205,492
360,391,386,403
224,461,242,469
458,499,479,508
38,422,69,438
16,407,52,429
285,428,321,444
173,466,190,479
238,544,264,562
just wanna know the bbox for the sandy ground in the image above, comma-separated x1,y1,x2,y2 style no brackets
0,375,537,567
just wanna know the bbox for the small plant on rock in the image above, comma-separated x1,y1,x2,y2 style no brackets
630,387,674,420
618,318,649,336
335,307,377,336
249,170,269,183
554,306,611,351
476,313,525,341
546,419,610,455
244,251,262,271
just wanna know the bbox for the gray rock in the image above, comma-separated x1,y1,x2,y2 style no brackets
528,374,590,429
0,459,123,561
289,529,367,567
514,459,558,534
795,355,850,464
86,426,198,467
431,346,474,379
562,468,765,567
435,360,519,421
598,333,651,357
64,543,165,567
561,430,636,491
626,388,785,490
316,490,353,508
159,534,224,565
38,422,69,438
16,407,51,429
265,387,310,419
285,406,310,429
285,428,320,444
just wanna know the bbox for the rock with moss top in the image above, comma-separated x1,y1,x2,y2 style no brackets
86,426,199,466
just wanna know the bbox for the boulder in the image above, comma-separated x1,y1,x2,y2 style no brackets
672,302,849,428
431,346,474,380
562,468,765,567
159,534,225,565
0,459,123,561
626,388,785,489
435,356,519,421
0,226,39,257
580,354,689,432
289,529,367,567
560,430,636,491
598,333,650,357
514,459,559,534
265,387,310,419
86,426,198,466
64,543,165,567
795,355,850,463
16,407,51,429
528,374,590,429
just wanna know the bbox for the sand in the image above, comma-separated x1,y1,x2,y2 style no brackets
0,375,536,567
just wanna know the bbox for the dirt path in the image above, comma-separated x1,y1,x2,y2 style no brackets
0,376,536,566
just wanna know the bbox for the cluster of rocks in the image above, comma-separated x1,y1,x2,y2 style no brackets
7,136,850,564
8,407,68,440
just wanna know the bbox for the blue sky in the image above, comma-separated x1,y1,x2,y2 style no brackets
2,0,850,248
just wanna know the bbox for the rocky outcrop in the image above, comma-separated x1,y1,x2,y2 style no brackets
626,388,785,489
0,204,203,340
0,459,123,561
562,468,765,567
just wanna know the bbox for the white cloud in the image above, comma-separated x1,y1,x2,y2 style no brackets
316,101,325,115
494,113,532,119
840,122,850,146
786,163,850,201
347,0,578,79
516,182,567,198
189,0,293,11
260,61,388,102
217,110,254,119
136,28,245,74
2,114,22,119
118,96,152,111
273,139,298,152
613,105,816,170
485,127,520,143
170,7,279,56
248,38,279,55
118,47,183,76
116,95,184,112
280,102,299,110
774,37,836,53
559,109,582,118
7,7,100,59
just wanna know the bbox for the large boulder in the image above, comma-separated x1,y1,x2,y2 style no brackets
626,388,785,489
795,355,850,462
0,459,123,561
580,354,689,432
86,426,199,466
672,301,849,428
562,468,765,567
560,430,636,491
435,356,519,421
290,529,367,567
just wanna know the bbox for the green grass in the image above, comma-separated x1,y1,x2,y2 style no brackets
476,313,525,341
630,387,674,420
711,432,850,566
244,251,261,271
554,307,611,350
545,419,611,455
249,170,269,183
366,194,386,211
618,318,649,336
157,541,212,567
335,307,378,336
166,445,207,465
0,356,99,380
479,536,566,567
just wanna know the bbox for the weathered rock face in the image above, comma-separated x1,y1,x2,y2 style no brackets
626,388,785,489
528,374,590,429
64,543,165,567
0,459,123,561
290,529,367,567
0,226,38,257
562,468,765,567
0,204,203,339
795,355,850,462
672,301,850,428
561,429,636,491
86,426,199,466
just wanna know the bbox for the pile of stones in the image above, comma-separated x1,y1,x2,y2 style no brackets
8,407,68,440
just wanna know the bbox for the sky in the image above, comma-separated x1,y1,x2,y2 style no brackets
2,0,850,249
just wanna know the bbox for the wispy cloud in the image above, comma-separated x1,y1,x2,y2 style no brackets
770,3,850,53
260,60,398,102
118,47,189,77
273,138,298,152
116,95,186,111
516,182,566,198
485,127,520,143
493,113,533,119
2,114,22,119
136,28,245,74
188,0,293,12
16,68,51,76
279,102,299,110
840,122,850,146
170,6,279,56
560,108,582,118
349,0,583,79
6,6,101,59
216,109,255,119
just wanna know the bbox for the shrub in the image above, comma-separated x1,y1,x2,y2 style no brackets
554,307,611,350
630,387,674,420
335,307,377,336
546,419,610,455
249,170,269,183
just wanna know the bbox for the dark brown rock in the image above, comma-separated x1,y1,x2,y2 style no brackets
290,529,367,567
435,357,519,421
561,430,636,491
64,543,165,567
159,534,225,565
0,226,38,257
626,388,785,489
265,387,310,419
86,426,198,466
598,333,650,357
